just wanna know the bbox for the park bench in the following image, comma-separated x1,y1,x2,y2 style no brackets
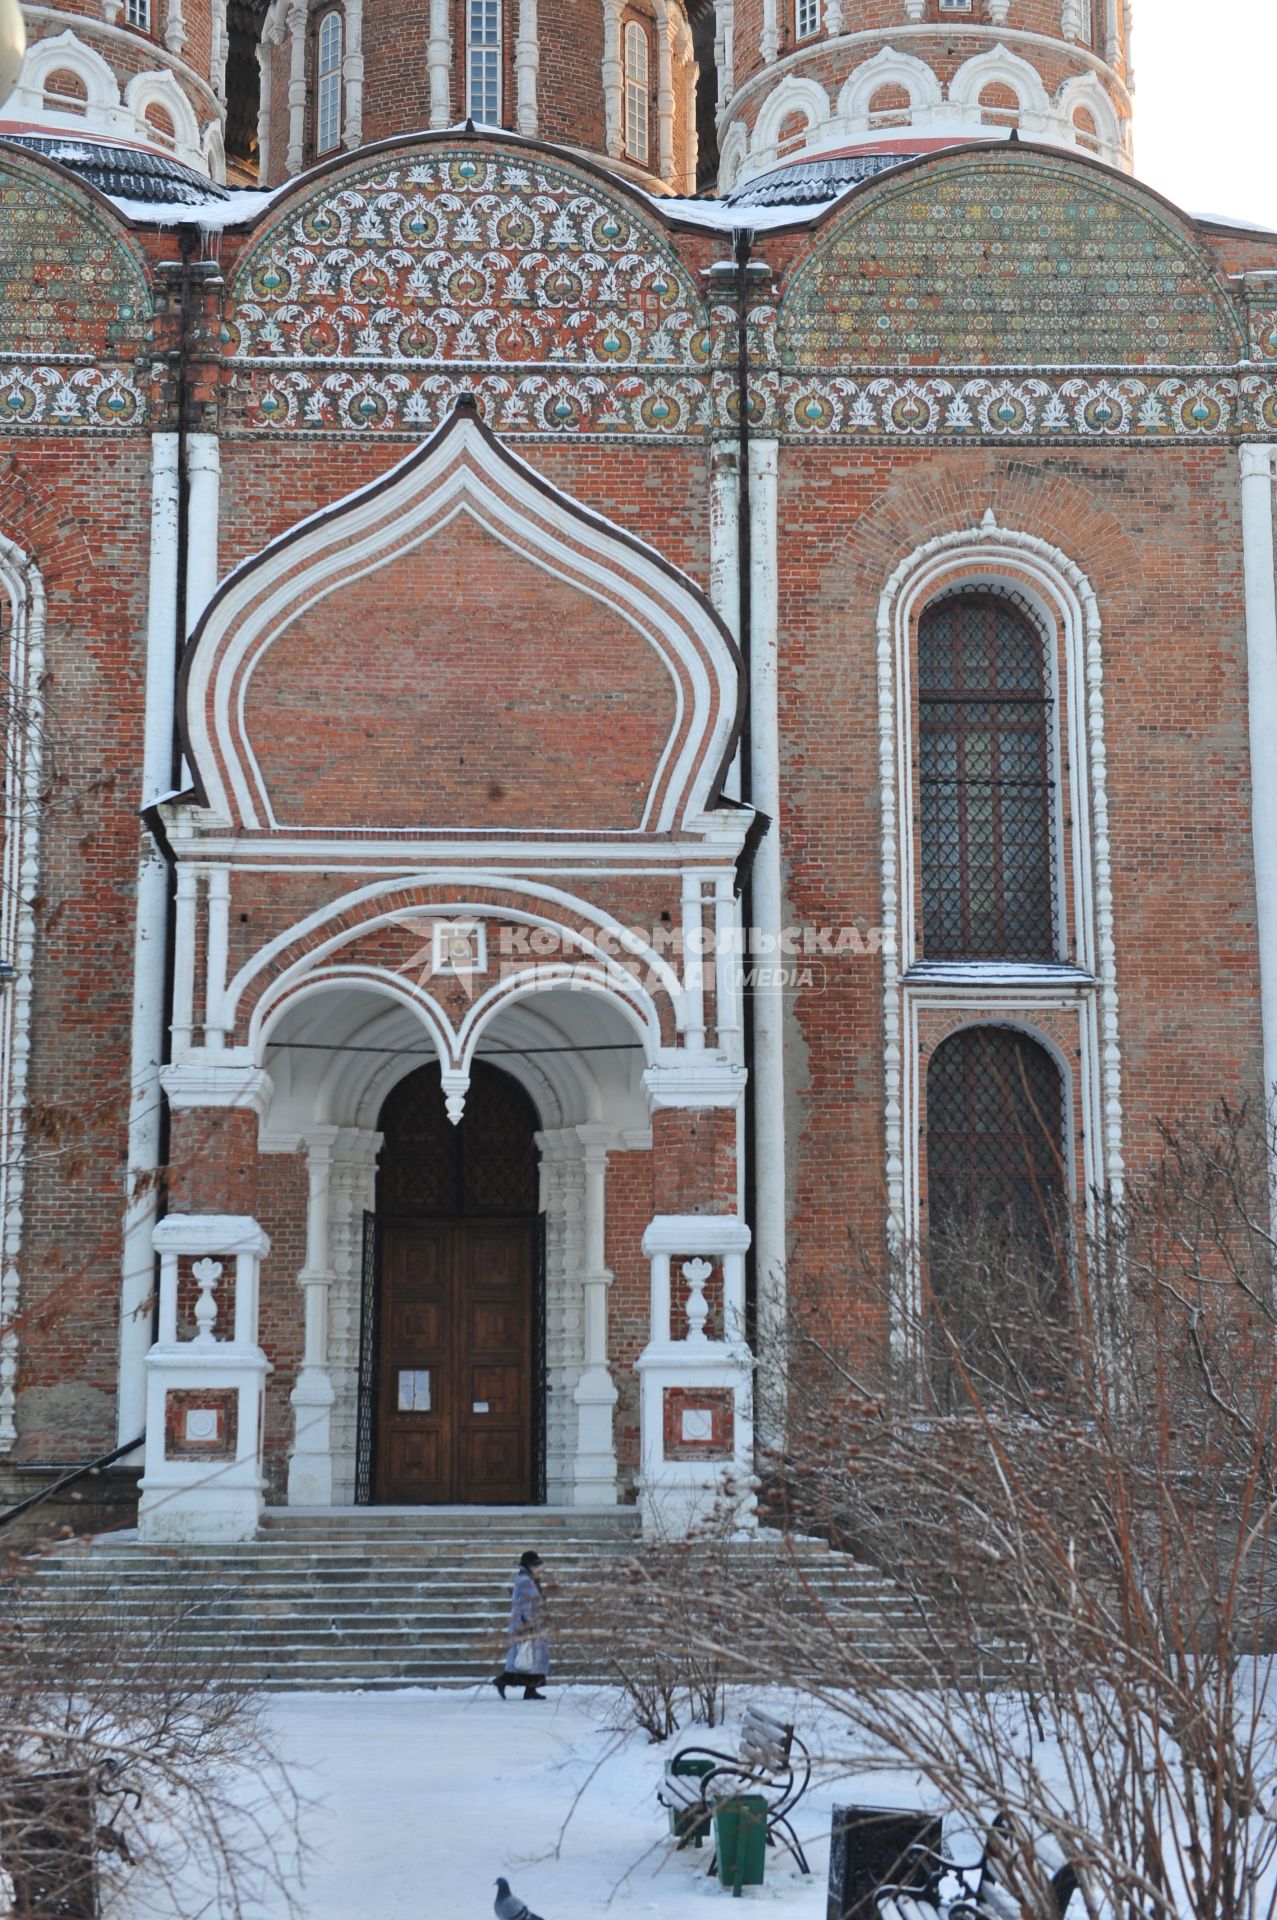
874,1814,1077,1920
657,1703,812,1877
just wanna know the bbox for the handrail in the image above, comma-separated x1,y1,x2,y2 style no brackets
0,1434,145,1533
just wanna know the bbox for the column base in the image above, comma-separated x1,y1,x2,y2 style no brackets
288,1367,335,1507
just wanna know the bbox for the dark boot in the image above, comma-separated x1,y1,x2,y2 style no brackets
493,1675,510,1700
522,1673,546,1700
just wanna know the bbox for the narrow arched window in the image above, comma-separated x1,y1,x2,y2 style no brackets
624,20,651,164
316,10,343,153
467,0,502,123
925,1026,1068,1402
918,590,1056,960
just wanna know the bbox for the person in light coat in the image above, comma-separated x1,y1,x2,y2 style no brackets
493,1550,549,1701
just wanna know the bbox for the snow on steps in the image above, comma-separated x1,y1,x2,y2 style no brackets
15,1508,959,1691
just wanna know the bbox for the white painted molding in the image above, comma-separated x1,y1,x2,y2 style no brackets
428,0,451,127
602,0,624,158
161,1060,275,1113
153,1212,271,1259
515,0,537,135
1239,443,1277,1212
642,1060,747,1109
641,1215,752,1255
183,409,737,839
875,517,1126,1294
343,0,364,148
0,538,46,1452
285,0,307,174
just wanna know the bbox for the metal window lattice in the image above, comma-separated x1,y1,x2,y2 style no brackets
467,0,501,124
377,1061,539,1218
926,1027,1065,1238
125,0,150,29
795,0,820,38
918,589,1057,961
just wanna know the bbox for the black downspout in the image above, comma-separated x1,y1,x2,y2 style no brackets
733,226,760,1350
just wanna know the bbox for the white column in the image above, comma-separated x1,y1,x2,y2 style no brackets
714,870,742,1066
171,861,198,1055
203,864,230,1049
1241,444,1277,1210
185,432,220,637
289,1132,337,1506
681,871,706,1051
715,0,734,112
710,445,741,801
256,33,273,181
655,0,675,185
748,436,786,1446
428,0,452,127
117,432,180,1449
343,0,364,145
572,1126,618,1505
324,1129,381,1503
537,1129,585,1502
516,0,538,134
602,0,624,158
286,0,308,174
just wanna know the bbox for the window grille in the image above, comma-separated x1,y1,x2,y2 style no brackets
467,0,502,124
125,0,151,30
795,0,820,38
918,588,1057,961
316,10,343,154
377,1061,539,1218
925,1027,1068,1403
624,20,650,164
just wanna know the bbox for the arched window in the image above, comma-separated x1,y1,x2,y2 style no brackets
925,1026,1068,1401
794,0,819,40
125,0,151,29
624,19,651,164
43,68,88,115
467,0,502,124
918,589,1056,961
316,9,343,154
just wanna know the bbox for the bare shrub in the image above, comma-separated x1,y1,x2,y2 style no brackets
0,1546,305,1917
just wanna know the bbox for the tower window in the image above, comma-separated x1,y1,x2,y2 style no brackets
795,0,820,40
467,0,502,124
918,590,1056,961
316,10,343,154
125,0,151,30
624,19,650,165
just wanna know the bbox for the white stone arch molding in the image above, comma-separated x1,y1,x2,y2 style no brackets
875,514,1124,1264
1055,72,1123,160
947,44,1052,130
179,399,742,838
0,535,46,1452
748,73,831,162
125,70,203,165
836,45,942,131
14,29,124,125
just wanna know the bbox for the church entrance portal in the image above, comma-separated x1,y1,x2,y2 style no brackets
362,1061,542,1505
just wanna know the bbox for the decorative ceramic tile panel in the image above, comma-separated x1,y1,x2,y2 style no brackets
778,152,1245,371
225,150,715,435
0,158,153,360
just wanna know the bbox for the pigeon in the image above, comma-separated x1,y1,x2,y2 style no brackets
494,1877,545,1920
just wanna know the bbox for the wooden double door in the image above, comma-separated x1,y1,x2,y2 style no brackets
375,1218,534,1505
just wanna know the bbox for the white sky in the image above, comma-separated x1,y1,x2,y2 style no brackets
1134,0,1277,231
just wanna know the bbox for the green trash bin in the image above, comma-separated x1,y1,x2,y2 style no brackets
713,1793,768,1896
665,1755,715,1845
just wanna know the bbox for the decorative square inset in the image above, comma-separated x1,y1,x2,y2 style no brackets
432,919,486,975
663,1388,733,1461
165,1388,237,1460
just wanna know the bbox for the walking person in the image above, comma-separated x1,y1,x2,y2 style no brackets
493,1550,549,1700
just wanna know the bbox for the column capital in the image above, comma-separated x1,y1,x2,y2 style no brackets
1240,444,1277,482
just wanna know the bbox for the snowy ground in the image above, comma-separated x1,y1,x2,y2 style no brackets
117,1685,943,1917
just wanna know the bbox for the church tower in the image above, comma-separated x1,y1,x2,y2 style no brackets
716,0,1132,194
253,0,700,192
5,0,228,178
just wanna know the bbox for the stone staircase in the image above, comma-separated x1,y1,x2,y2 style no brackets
12,1507,952,1691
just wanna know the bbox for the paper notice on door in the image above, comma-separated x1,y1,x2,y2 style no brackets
472,1401,490,1414
398,1369,431,1411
